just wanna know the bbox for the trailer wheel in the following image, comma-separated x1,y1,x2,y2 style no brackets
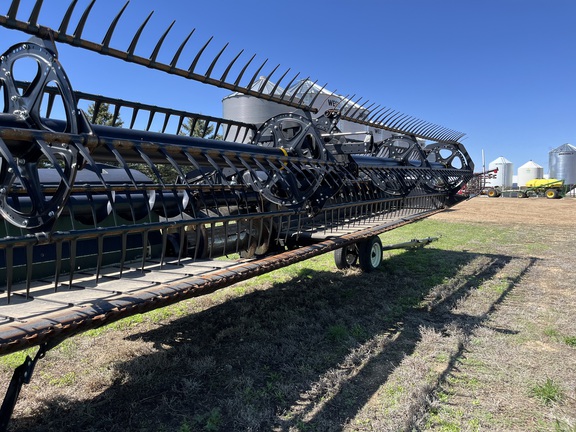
487,188,499,198
358,236,383,272
334,244,359,269
545,188,559,199
517,191,527,198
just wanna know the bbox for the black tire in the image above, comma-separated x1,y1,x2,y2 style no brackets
334,244,359,269
358,236,383,272
545,188,559,199
487,188,499,198
517,191,527,198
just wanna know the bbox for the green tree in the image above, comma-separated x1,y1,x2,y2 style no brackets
87,102,123,127
180,117,221,139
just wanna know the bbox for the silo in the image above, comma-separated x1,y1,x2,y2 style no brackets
486,156,513,188
222,78,391,143
517,160,544,186
549,143,576,185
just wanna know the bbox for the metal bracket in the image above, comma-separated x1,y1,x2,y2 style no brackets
0,341,58,432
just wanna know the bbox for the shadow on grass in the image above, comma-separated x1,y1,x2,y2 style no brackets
9,248,536,431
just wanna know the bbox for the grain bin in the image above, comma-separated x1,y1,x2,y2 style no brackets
517,160,544,186
486,156,513,188
222,78,391,143
549,143,576,185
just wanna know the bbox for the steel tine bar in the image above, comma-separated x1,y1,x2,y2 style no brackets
161,113,171,133
349,99,371,120
267,68,290,100
54,240,63,290
127,11,154,56
372,108,393,124
28,0,43,27
112,104,121,126
170,29,195,68
287,77,310,104
358,101,377,118
257,64,280,96
101,1,129,48
129,108,139,129
95,234,104,283
340,93,356,116
390,114,410,129
140,230,149,272
416,122,439,137
177,226,185,264
59,0,78,34
412,120,434,135
7,0,21,19
204,42,229,79
403,116,423,131
73,0,96,39
366,106,387,122
246,58,269,90
232,53,256,88
188,36,213,75
307,83,329,109
146,110,155,131
160,229,168,268
119,231,128,277
176,116,185,134
45,93,55,118
380,110,402,126
277,72,301,100
5,246,13,303
68,239,77,289
150,20,175,62
343,96,363,117
218,48,244,84
25,243,33,298
407,119,427,134
296,79,319,106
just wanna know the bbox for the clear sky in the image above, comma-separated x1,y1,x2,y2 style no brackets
1,0,574,174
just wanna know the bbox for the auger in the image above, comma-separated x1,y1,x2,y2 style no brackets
0,1,474,429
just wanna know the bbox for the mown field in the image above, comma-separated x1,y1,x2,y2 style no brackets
1,197,575,431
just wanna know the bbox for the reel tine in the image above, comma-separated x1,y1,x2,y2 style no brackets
188,36,213,75
54,241,63,291
73,0,96,39
127,11,154,56
101,1,129,48
205,42,229,79
257,64,280,96
232,53,256,88
119,232,128,277
287,77,310,104
140,230,149,272
307,82,328,109
7,0,20,20
277,71,300,101
219,49,244,84
246,58,269,90
28,0,43,27
267,68,291,100
59,0,78,34
170,29,195,68
296,79,318,106
150,20,176,63
68,239,77,289
26,244,33,298
5,246,13,304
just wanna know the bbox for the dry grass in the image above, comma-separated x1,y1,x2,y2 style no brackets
1,197,575,431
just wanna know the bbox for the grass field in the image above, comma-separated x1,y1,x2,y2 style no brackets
1,197,575,431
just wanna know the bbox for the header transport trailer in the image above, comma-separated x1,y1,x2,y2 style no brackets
0,1,474,428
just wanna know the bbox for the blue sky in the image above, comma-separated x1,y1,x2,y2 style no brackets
1,0,574,173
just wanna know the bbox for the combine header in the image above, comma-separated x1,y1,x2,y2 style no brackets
0,0,474,427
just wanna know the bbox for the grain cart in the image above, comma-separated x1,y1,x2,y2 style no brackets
517,179,566,199
0,1,474,428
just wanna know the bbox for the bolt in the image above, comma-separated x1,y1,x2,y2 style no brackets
0,188,5,194
48,211,55,217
